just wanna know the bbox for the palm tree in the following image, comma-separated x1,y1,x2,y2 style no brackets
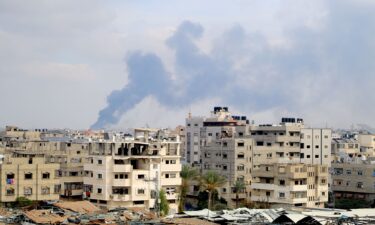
179,165,199,213
199,170,226,210
233,180,246,208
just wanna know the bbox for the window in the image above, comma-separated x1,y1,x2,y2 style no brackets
358,170,363,176
41,187,50,195
223,154,227,159
25,173,33,180
137,189,145,194
98,174,103,179
223,165,227,170
97,188,102,194
279,180,285,186
237,164,245,171
307,155,311,158
256,141,264,146
98,160,102,165
279,192,285,198
7,173,14,179
24,187,32,195
300,143,304,148
306,145,311,149
237,142,244,147
6,188,15,196
138,174,145,179
315,145,319,149
208,133,212,136
315,155,319,158
237,153,245,159
357,182,364,189
346,170,351,175
266,191,270,197
321,179,326,184
42,172,50,179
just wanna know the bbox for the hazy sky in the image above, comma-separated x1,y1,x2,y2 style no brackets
1,0,375,130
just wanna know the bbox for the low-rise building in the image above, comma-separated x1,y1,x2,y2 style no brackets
0,151,60,205
331,158,375,203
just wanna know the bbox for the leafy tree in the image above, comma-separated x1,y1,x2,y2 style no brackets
12,197,33,208
335,198,372,209
233,180,246,208
199,170,226,210
159,189,169,216
179,165,199,213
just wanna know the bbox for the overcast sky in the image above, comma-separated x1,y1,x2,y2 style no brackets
1,0,374,130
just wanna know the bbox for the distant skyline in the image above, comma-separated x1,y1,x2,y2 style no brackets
1,0,375,130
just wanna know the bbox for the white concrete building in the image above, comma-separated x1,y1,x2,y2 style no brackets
83,129,182,214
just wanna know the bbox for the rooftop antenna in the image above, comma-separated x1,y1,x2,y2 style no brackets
188,107,192,119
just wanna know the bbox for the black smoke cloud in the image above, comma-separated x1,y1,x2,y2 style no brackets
92,1,375,129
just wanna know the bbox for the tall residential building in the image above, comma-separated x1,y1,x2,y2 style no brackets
250,118,331,208
251,163,328,208
185,114,204,166
83,129,182,214
0,151,60,205
200,107,251,207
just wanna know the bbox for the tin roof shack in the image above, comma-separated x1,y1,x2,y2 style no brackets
24,209,67,224
53,201,100,214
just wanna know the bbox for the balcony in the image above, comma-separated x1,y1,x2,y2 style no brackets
113,179,131,187
113,164,132,173
112,194,131,202
161,178,181,186
230,193,247,199
251,183,276,190
166,192,178,200
252,170,274,178
290,185,307,192
161,164,182,172
288,172,307,179
276,136,300,143
60,176,84,183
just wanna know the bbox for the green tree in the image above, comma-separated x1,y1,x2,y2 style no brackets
233,180,246,208
13,197,33,208
199,170,226,210
159,189,169,216
179,165,199,213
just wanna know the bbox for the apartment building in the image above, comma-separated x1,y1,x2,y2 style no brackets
172,126,186,163
185,114,204,166
0,151,60,205
83,129,182,214
331,139,360,156
0,126,42,143
251,163,328,208
248,118,331,208
358,134,375,156
199,107,251,207
2,138,89,199
331,157,375,203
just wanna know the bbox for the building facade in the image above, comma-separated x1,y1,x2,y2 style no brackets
83,129,182,214
0,151,60,204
